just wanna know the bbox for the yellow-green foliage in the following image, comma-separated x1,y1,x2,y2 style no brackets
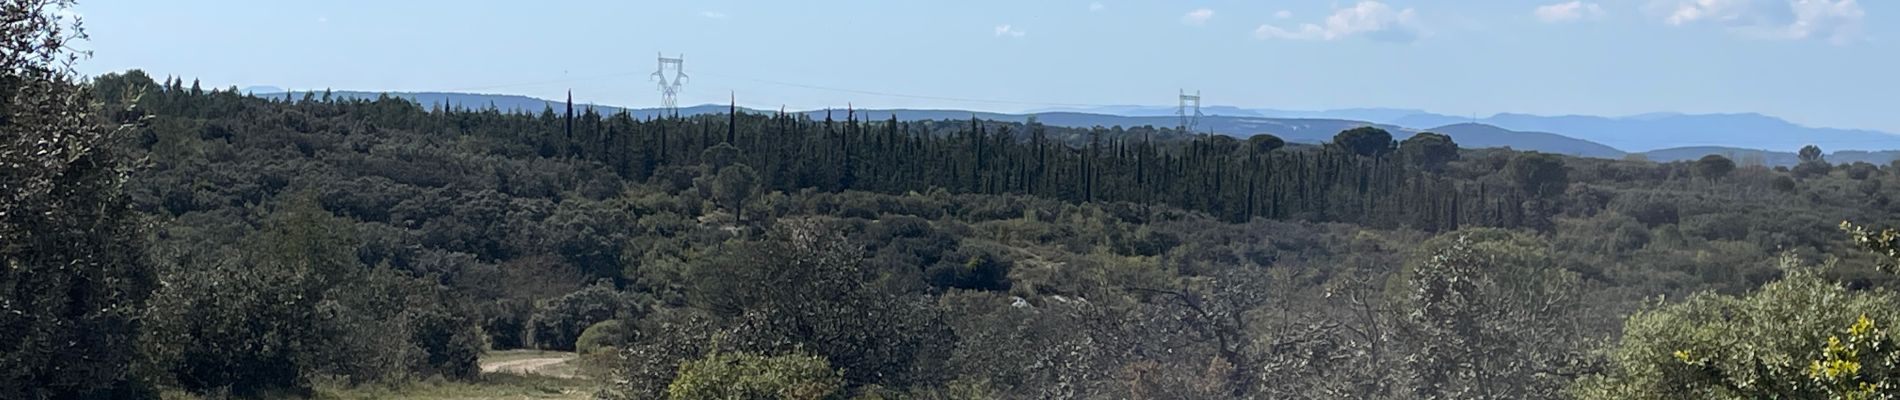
1844,221,1900,274
1807,315,1893,399
666,351,843,400
1573,266,1900,399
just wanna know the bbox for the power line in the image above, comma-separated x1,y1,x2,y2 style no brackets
336,69,1900,149
438,72,642,92
693,70,1112,108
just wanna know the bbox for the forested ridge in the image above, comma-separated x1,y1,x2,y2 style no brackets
8,2,1900,398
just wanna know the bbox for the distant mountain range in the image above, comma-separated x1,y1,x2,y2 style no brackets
1057,106,1900,154
1388,112,1900,153
258,91,1900,167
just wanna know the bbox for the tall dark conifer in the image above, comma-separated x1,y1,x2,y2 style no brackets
564,90,574,140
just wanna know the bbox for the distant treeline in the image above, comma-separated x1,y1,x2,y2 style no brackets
101,73,1584,233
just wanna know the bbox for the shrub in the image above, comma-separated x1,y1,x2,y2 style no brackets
575,319,630,355
529,282,640,351
666,352,843,400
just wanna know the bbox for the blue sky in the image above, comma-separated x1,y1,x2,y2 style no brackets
72,0,1898,132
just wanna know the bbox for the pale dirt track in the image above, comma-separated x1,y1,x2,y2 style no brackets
480,355,576,378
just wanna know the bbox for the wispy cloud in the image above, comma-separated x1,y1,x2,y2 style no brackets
1274,10,1293,19
700,11,729,19
1654,0,1863,44
1089,2,1105,12
1535,1,1606,23
1182,8,1215,26
1254,1,1425,43
994,24,1027,38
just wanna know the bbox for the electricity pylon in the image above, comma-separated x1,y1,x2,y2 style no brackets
1178,89,1203,134
653,53,687,114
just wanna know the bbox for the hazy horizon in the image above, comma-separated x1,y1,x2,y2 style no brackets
72,0,1897,133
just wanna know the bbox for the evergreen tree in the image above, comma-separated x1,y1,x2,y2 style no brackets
1,2,157,397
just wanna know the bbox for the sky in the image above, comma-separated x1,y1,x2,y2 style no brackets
70,0,1900,132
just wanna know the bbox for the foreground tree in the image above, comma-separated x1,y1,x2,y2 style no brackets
1405,229,1593,399
686,219,952,388
141,198,482,395
1,1,157,397
1573,223,1900,399
1573,265,1899,398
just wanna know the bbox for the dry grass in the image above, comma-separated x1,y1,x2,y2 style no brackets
156,351,596,400
310,374,594,400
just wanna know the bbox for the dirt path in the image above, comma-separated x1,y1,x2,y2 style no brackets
481,354,577,378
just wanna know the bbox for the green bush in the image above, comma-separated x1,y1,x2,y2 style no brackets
1573,266,1900,399
139,198,481,395
666,351,843,400
529,282,638,351
575,319,630,354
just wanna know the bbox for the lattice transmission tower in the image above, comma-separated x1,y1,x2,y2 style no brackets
1177,89,1203,134
652,53,687,113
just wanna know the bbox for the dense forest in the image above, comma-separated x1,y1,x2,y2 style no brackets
8,2,1900,398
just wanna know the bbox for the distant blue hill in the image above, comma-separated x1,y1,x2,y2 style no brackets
1044,105,1900,153
1425,123,1625,159
1387,112,1900,153
1640,146,1900,167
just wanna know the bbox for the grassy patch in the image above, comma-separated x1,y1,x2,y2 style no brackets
311,374,594,400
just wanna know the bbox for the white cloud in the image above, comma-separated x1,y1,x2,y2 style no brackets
1661,0,1770,25
1655,0,1863,44
1089,2,1105,12
994,24,1027,38
1182,8,1215,25
316,16,329,24
1254,1,1424,42
700,11,728,19
1535,1,1606,23
1274,10,1293,19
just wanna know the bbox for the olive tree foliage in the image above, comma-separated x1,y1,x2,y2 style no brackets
1,0,157,397
1402,229,1595,400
